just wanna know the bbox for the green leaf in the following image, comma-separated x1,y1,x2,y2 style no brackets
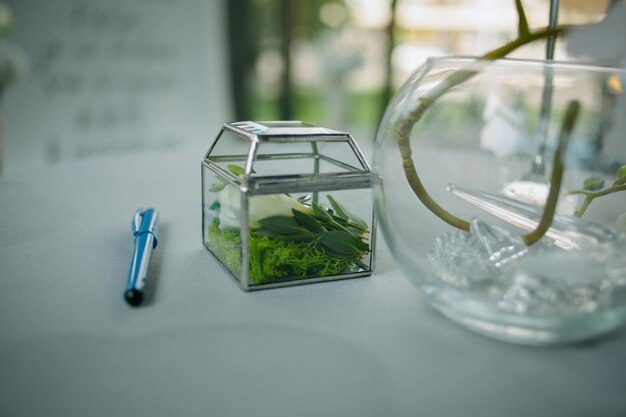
327,194,349,220
353,237,370,252
292,209,325,233
257,216,317,240
345,224,365,236
583,176,605,191
515,0,530,36
227,164,246,176
349,215,369,233
209,200,221,211
258,216,301,235
209,180,227,192
276,234,317,243
311,202,333,222
330,214,348,225
330,215,365,237
255,228,277,238
318,231,369,256
320,246,357,259
319,231,359,256
326,195,369,232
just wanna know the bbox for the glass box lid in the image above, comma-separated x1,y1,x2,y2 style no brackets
203,121,373,194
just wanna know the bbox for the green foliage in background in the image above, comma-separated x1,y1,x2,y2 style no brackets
251,90,385,130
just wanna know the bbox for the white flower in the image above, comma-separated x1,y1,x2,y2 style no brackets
217,185,310,231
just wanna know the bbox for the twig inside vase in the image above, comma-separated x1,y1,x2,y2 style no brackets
394,0,568,235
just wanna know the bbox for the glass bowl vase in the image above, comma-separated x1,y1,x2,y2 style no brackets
374,57,626,345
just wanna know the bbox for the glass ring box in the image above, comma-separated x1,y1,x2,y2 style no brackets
202,121,376,290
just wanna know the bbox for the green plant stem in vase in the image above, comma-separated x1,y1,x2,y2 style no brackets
394,0,572,240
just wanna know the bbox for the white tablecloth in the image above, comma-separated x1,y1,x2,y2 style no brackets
1,146,625,417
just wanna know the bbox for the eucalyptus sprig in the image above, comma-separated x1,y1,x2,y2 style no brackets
257,195,370,259
570,166,626,218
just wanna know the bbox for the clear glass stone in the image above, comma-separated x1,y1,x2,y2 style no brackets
427,228,500,291
498,243,626,315
428,219,626,317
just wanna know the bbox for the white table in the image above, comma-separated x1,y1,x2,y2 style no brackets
1,146,625,417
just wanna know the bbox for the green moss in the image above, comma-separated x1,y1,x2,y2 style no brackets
206,221,363,285
206,222,243,276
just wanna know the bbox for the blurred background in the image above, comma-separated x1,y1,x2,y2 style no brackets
230,0,612,137
0,0,614,174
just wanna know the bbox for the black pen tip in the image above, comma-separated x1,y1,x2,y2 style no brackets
125,289,143,307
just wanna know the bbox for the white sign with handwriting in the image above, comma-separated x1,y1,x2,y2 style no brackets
4,0,231,173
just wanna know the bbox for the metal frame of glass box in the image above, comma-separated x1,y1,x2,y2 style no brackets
201,121,376,290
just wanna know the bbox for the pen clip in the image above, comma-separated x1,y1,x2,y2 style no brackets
132,208,144,236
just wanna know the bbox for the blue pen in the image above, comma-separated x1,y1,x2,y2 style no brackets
125,208,159,306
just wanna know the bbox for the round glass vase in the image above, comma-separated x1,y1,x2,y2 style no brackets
374,57,626,345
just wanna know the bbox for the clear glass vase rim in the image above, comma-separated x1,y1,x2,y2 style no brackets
423,55,624,73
